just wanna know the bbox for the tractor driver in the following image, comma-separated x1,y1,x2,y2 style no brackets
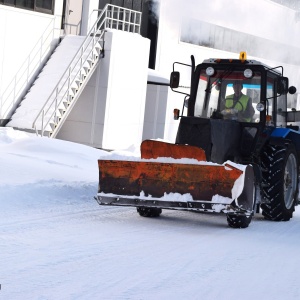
225,81,255,122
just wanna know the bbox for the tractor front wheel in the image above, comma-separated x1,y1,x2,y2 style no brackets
227,214,252,228
137,207,162,217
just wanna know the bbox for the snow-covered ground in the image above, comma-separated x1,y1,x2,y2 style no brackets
1,127,300,300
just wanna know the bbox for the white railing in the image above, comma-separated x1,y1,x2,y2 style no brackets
102,5,141,33
0,18,57,121
64,21,81,35
32,4,142,136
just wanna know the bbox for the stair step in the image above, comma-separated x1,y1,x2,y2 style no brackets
50,123,56,131
95,43,102,50
54,110,63,118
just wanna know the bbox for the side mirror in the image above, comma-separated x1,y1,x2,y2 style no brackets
277,77,288,95
170,71,180,88
288,86,297,95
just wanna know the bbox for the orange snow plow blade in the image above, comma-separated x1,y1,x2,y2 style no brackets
98,160,243,199
97,164,254,213
96,141,255,214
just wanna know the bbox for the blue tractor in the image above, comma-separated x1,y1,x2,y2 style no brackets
96,52,300,228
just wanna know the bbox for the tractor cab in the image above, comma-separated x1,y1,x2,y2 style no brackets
191,65,261,123
171,53,297,164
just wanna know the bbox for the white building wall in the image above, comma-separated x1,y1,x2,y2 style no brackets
0,2,64,89
154,0,300,142
142,84,169,141
0,2,64,120
57,29,150,150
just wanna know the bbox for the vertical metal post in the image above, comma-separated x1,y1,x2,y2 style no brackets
116,7,119,29
41,110,45,136
40,35,43,64
55,86,59,112
134,12,137,33
0,95,2,117
13,76,17,103
129,11,131,32
67,66,71,103
122,8,125,31
80,46,83,74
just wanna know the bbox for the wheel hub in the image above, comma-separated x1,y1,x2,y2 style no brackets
284,153,297,209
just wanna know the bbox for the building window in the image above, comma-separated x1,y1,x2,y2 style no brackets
0,0,54,14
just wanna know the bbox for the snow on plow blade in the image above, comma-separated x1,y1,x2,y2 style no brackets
96,158,255,215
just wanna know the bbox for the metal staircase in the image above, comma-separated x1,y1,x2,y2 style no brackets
7,4,141,137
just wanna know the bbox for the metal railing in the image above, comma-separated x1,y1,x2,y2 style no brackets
102,5,141,33
0,18,57,121
32,4,142,136
63,20,81,35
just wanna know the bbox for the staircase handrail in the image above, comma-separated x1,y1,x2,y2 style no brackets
32,4,142,136
0,18,57,119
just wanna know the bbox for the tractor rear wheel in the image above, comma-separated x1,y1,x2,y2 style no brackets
260,144,298,221
137,207,162,217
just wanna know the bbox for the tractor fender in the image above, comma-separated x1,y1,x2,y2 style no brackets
270,128,300,157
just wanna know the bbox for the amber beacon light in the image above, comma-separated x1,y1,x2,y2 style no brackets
239,51,247,62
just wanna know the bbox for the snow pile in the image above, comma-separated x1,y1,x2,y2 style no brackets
0,127,106,185
0,127,30,144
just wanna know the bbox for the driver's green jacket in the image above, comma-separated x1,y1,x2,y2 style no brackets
225,94,251,122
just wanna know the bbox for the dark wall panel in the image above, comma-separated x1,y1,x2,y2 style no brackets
123,0,133,9
98,0,144,12
111,0,123,7
98,0,158,69
132,0,142,11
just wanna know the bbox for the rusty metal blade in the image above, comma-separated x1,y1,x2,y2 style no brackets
98,160,243,201
141,140,206,161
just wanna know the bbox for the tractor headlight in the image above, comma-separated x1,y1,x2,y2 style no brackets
206,67,215,76
244,68,253,78
256,102,265,111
